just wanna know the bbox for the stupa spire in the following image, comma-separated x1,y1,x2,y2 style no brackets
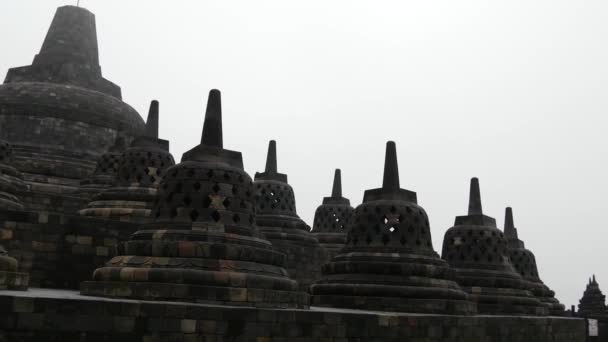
144,100,159,139
504,207,518,239
331,169,342,198
382,141,399,190
201,89,223,148
468,177,483,215
265,140,278,173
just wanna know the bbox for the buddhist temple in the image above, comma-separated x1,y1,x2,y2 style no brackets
311,169,354,257
0,6,145,215
311,142,475,314
80,90,308,308
441,178,547,315
578,275,607,318
503,207,565,315
78,101,175,223
253,140,328,290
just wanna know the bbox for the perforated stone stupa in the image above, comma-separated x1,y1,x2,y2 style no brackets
578,275,607,318
311,142,475,314
0,6,144,214
503,207,565,315
79,101,175,223
253,140,327,290
76,137,126,200
311,169,354,257
81,90,307,308
442,178,547,315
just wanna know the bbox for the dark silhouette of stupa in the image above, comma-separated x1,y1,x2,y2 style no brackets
0,5,144,214
311,142,475,314
578,275,607,318
311,169,354,257
253,140,327,291
79,101,175,223
442,178,547,315
503,207,565,315
81,90,307,308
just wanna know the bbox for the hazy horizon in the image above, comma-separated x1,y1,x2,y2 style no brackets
2,0,607,310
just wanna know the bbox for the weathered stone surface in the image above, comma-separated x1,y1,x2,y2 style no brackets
504,207,565,315
79,101,175,223
578,275,607,319
81,90,307,308
0,6,145,215
254,140,328,291
312,142,475,314
0,289,586,342
442,178,548,315
0,140,27,211
311,169,354,258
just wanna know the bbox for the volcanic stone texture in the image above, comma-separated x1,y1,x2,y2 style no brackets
311,169,354,259
579,276,607,319
442,178,548,315
312,142,475,315
81,90,308,309
503,207,565,315
0,289,586,342
0,5,145,215
254,140,329,292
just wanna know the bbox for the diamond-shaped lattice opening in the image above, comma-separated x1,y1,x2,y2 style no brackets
400,236,407,245
193,182,201,191
212,183,221,193
190,209,199,221
223,198,231,208
389,226,396,233
233,214,240,223
187,169,195,178
365,235,372,244
383,216,388,224
183,196,192,206
207,170,215,178
211,210,221,222
382,234,390,245
224,173,231,181
170,207,178,218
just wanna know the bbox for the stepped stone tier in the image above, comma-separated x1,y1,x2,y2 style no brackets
0,140,27,211
253,140,327,291
504,207,565,315
76,137,127,200
311,142,476,314
311,169,354,256
79,101,175,223
0,245,28,290
0,5,144,214
578,275,607,318
80,90,308,308
442,178,548,315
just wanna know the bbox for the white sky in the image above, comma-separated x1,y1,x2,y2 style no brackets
2,0,608,310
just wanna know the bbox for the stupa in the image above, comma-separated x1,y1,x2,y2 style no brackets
578,275,607,318
311,169,354,257
253,140,327,290
0,6,145,214
311,142,475,314
81,90,307,308
78,101,175,223
76,137,126,200
441,178,547,315
503,207,565,315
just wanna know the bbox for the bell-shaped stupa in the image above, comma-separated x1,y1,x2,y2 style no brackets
441,178,547,315
0,6,145,214
311,142,475,314
79,101,175,223
578,275,607,318
503,207,565,315
77,137,126,200
253,140,327,290
311,169,354,257
81,90,307,308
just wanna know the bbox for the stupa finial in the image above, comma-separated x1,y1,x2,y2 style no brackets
201,89,223,148
144,100,159,139
265,140,278,173
331,169,342,198
504,207,518,239
382,141,399,190
468,177,483,215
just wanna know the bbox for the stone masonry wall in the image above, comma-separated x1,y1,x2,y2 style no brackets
0,290,586,342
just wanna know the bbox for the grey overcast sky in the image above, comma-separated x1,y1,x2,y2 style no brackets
1,0,607,309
